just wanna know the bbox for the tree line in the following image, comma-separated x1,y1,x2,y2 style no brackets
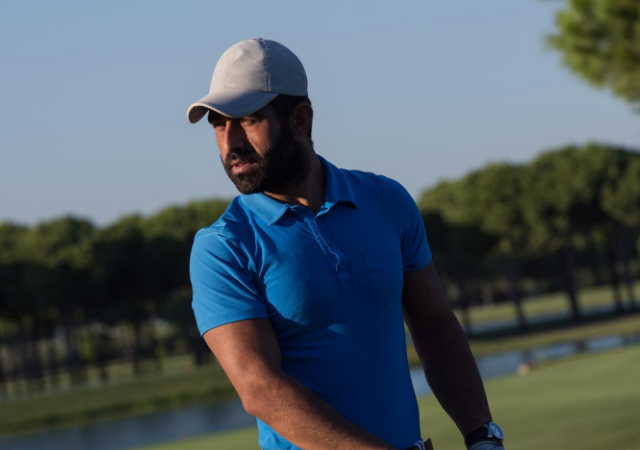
0,199,230,392
0,143,639,394
419,144,640,330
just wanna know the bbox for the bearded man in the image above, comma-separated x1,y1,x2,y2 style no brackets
187,38,505,450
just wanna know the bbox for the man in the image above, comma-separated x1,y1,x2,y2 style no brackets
187,38,505,450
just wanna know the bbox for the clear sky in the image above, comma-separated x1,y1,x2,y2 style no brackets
1,0,638,226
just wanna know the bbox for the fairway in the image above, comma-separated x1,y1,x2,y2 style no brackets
129,345,640,450
458,281,640,325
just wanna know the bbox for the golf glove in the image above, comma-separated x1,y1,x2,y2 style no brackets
469,441,504,450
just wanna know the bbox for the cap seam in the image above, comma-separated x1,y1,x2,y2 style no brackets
257,38,271,92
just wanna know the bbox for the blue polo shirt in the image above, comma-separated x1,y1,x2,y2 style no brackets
190,155,432,450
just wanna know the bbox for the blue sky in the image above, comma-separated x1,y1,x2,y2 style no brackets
1,0,638,225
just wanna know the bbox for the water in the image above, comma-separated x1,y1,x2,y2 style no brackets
2,333,639,450
0,401,256,450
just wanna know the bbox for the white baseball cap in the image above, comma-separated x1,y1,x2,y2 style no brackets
187,38,308,123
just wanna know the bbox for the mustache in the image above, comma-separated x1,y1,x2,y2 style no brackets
225,149,261,166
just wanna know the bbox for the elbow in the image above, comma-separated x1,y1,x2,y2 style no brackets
239,390,262,417
236,377,276,418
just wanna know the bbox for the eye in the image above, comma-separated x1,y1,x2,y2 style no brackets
240,117,257,126
211,120,226,130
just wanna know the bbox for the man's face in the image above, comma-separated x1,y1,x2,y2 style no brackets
209,105,310,194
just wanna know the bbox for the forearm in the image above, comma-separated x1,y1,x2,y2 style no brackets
415,312,491,437
241,370,399,450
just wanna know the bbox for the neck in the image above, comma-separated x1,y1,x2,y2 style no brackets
263,151,325,215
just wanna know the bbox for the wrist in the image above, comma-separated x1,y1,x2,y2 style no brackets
464,422,504,449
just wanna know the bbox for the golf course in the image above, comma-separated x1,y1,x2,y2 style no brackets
3,2,640,450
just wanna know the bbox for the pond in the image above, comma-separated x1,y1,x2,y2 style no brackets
2,332,638,450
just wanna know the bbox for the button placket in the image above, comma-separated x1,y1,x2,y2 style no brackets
316,216,352,289
306,216,352,291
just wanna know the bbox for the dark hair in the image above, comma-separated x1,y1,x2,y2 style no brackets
268,94,313,143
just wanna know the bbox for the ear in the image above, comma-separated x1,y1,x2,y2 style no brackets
289,102,313,143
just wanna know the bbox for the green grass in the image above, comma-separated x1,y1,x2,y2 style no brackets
0,351,202,397
128,345,640,450
468,312,640,355
458,280,639,324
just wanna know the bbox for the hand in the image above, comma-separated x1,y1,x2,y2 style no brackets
469,440,504,450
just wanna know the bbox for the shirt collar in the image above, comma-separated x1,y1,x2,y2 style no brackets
318,154,357,211
240,154,357,226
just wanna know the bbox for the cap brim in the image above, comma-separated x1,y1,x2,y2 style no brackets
186,88,278,123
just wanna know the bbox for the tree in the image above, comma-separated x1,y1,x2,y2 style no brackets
522,145,634,320
91,199,231,374
160,286,210,366
420,164,535,332
601,151,640,307
460,164,532,330
548,0,640,106
2,218,96,387
22,217,96,384
139,199,231,299
92,215,151,375
0,223,29,391
419,144,640,326
0,223,28,322
140,199,231,366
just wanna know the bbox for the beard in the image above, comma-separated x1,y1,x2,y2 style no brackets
221,127,312,195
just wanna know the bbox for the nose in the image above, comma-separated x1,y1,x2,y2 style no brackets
220,120,247,154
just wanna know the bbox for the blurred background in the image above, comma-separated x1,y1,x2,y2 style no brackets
1,0,639,449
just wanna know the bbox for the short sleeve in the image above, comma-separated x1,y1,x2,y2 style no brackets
190,229,269,336
384,177,432,271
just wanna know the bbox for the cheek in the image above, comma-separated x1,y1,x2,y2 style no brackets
250,136,272,154
250,124,280,154
243,136,266,157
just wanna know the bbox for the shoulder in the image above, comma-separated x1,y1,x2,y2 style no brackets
340,166,405,195
191,197,254,259
340,166,414,206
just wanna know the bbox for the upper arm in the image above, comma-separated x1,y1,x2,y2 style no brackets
402,262,458,345
381,176,432,271
203,318,282,399
385,177,450,337
190,231,278,403
190,230,269,336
